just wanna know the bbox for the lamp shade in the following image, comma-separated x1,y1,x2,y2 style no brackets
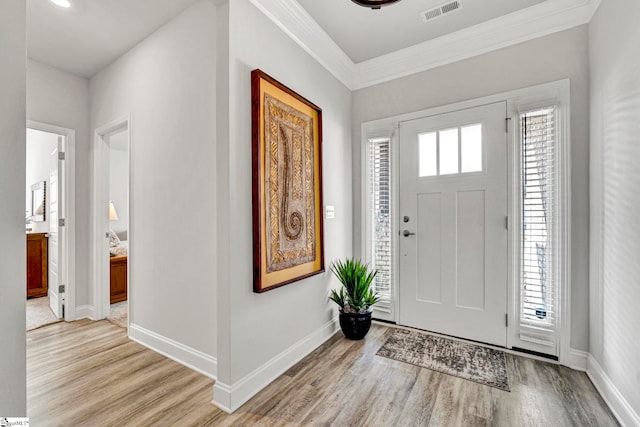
109,201,119,221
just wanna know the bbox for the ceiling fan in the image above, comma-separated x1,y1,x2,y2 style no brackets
351,0,402,10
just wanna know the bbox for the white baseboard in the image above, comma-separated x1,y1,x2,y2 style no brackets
212,381,233,414
129,323,217,380
74,304,96,320
565,347,588,371
587,355,640,427
213,317,339,413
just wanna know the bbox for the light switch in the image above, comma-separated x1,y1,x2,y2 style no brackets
325,205,335,219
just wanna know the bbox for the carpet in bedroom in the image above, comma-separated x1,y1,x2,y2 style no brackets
108,301,128,328
26,296,61,331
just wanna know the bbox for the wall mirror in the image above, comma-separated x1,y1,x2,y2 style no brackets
31,181,46,222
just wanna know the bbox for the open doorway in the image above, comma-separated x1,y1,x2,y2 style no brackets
25,123,76,330
92,116,130,328
106,128,129,328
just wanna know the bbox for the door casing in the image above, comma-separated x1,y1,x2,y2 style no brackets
360,79,573,365
27,120,76,321
92,115,130,321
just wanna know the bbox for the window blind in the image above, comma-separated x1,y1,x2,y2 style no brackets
369,137,392,312
520,107,557,327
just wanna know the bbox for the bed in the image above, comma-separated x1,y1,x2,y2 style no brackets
109,230,128,256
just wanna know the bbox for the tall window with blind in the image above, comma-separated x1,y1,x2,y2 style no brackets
519,106,557,331
367,137,393,316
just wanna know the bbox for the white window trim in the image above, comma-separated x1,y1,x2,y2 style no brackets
507,81,571,360
360,79,573,366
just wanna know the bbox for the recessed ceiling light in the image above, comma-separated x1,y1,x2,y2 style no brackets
50,0,71,8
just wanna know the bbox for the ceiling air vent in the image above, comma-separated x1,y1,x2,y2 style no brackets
421,0,462,23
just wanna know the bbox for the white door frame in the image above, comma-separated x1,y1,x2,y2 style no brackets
27,120,76,321
92,115,130,320
360,79,573,365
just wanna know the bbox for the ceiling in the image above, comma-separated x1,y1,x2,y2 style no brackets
27,0,591,85
297,0,546,63
27,0,200,77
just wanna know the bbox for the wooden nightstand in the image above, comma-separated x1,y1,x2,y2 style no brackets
110,254,127,304
27,233,48,298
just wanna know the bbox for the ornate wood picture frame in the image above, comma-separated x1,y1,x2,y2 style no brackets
251,69,325,293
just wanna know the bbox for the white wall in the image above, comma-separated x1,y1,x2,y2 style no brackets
109,130,128,239
352,26,591,352
588,0,640,422
90,0,218,360
27,59,91,306
214,0,352,411
0,0,26,416
26,128,58,234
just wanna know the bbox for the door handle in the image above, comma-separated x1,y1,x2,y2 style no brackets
403,230,416,237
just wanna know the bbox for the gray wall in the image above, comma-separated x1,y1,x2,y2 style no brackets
27,59,91,306
589,0,640,415
0,0,26,416
216,0,352,400
352,26,590,351
90,0,218,357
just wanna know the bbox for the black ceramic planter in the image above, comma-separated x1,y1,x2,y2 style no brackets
339,311,372,340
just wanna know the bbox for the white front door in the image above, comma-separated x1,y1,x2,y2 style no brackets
48,136,65,318
398,102,508,346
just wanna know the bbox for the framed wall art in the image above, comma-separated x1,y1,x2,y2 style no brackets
251,69,325,293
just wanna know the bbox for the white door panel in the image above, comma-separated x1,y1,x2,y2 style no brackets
399,102,507,346
48,137,65,318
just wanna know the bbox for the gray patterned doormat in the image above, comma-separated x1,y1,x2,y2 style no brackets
376,328,510,391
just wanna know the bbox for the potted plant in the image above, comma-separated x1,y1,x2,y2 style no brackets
329,258,380,340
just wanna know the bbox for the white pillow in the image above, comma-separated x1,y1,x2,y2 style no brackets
109,230,121,247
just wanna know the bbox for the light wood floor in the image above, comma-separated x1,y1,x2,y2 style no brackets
27,319,618,426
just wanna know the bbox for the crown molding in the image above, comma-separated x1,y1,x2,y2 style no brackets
251,0,601,91
352,0,601,89
249,0,355,88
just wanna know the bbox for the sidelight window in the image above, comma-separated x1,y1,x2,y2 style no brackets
509,82,570,360
366,137,393,315
519,106,557,327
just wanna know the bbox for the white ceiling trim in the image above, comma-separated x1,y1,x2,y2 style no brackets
252,0,601,91
249,0,355,88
